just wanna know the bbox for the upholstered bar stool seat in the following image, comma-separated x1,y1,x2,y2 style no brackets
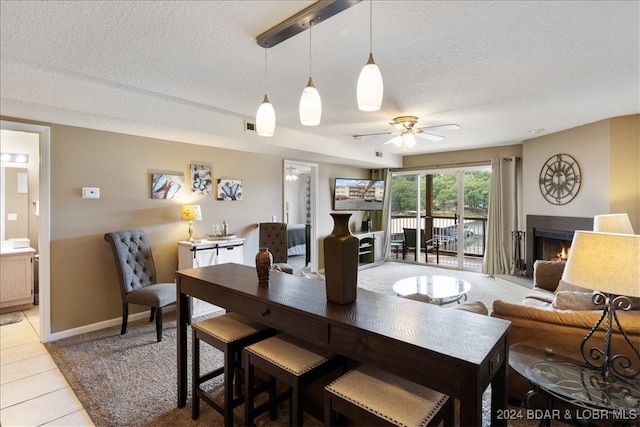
324,364,454,426
243,334,344,427
192,312,275,426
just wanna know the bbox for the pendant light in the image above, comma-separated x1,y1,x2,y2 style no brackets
299,21,321,126
357,0,383,111
256,45,276,137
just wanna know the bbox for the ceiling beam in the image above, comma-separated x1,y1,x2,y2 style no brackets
257,0,362,48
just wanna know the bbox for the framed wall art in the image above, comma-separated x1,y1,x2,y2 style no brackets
190,163,212,196
217,178,242,201
151,173,184,199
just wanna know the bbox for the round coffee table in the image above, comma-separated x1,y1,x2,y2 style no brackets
392,275,470,305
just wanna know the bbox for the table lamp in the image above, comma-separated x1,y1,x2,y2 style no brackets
561,230,640,381
593,213,635,234
181,204,202,242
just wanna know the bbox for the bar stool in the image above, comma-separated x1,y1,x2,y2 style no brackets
191,312,275,426
243,334,344,426
324,364,454,426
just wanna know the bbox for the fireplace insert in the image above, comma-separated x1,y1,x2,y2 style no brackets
525,215,593,277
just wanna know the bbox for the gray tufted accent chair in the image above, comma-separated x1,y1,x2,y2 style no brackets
104,230,176,342
258,222,293,274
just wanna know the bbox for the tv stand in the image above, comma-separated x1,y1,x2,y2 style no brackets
354,231,384,270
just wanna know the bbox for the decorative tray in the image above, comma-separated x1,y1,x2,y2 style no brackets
205,233,237,241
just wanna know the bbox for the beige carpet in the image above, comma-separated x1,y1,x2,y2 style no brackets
45,262,550,427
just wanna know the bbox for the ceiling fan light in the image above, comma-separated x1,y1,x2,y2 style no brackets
357,53,383,111
404,133,416,148
256,94,276,137
299,77,322,126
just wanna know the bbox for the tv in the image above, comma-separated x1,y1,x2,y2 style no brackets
333,178,385,211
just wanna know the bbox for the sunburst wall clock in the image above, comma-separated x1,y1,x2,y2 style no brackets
539,154,582,205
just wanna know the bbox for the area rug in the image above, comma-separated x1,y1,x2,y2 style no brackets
45,262,545,427
0,312,23,326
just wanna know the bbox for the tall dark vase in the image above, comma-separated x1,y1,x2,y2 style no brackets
323,213,359,304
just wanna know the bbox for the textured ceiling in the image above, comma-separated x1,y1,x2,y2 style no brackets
1,1,638,167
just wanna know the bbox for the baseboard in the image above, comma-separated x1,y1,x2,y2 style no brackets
48,305,176,342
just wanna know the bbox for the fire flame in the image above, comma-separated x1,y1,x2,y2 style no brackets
555,245,570,261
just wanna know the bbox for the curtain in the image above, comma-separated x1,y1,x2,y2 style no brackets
482,157,521,275
370,168,391,259
304,175,311,225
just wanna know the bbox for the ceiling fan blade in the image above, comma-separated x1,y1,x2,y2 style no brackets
415,132,444,142
353,131,393,139
418,124,460,132
383,135,401,145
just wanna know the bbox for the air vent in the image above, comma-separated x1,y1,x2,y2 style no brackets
245,121,256,132
375,151,383,157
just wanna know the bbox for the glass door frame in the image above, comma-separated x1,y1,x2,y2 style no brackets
390,165,490,270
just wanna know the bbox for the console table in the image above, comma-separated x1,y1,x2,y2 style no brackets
176,263,511,426
177,238,244,317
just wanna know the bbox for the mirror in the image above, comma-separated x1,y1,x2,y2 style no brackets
1,167,29,240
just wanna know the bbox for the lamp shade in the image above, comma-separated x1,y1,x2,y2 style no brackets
593,213,635,234
357,53,383,111
181,205,202,221
299,77,321,126
256,95,276,137
561,231,640,297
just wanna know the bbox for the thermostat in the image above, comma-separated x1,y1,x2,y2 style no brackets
82,187,100,199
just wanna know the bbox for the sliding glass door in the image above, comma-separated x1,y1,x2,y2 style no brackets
389,167,490,271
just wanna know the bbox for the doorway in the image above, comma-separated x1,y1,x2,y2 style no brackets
389,166,490,271
283,160,318,273
1,120,51,342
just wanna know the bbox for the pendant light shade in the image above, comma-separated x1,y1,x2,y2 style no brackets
357,53,383,111
256,46,275,137
357,0,383,111
256,94,276,137
300,22,321,126
300,77,322,126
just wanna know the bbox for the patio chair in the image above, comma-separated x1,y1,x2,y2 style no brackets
402,228,439,263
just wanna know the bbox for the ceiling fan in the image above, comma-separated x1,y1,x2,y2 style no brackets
353,116,460,152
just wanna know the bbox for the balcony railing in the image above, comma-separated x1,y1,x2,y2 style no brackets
389,215,487,257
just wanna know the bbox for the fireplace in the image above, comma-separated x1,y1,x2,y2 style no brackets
525,215,593,278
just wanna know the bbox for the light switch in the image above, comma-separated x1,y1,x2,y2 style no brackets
82,187,100,199
7,213,17,221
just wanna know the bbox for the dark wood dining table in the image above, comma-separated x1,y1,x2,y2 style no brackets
176,263,511,426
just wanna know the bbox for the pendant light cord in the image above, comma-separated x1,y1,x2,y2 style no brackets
369,0,373,54
309,21,313,77
263,44,268,94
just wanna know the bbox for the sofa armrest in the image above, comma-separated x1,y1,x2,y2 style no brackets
533,260,565,292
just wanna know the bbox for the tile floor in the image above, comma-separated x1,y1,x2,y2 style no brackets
0,307,94,426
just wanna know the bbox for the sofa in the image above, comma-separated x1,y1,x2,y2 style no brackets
491,260,640,405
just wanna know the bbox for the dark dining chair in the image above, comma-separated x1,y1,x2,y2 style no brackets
104,229,176,342
402,228,439,263
259,222,294,274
